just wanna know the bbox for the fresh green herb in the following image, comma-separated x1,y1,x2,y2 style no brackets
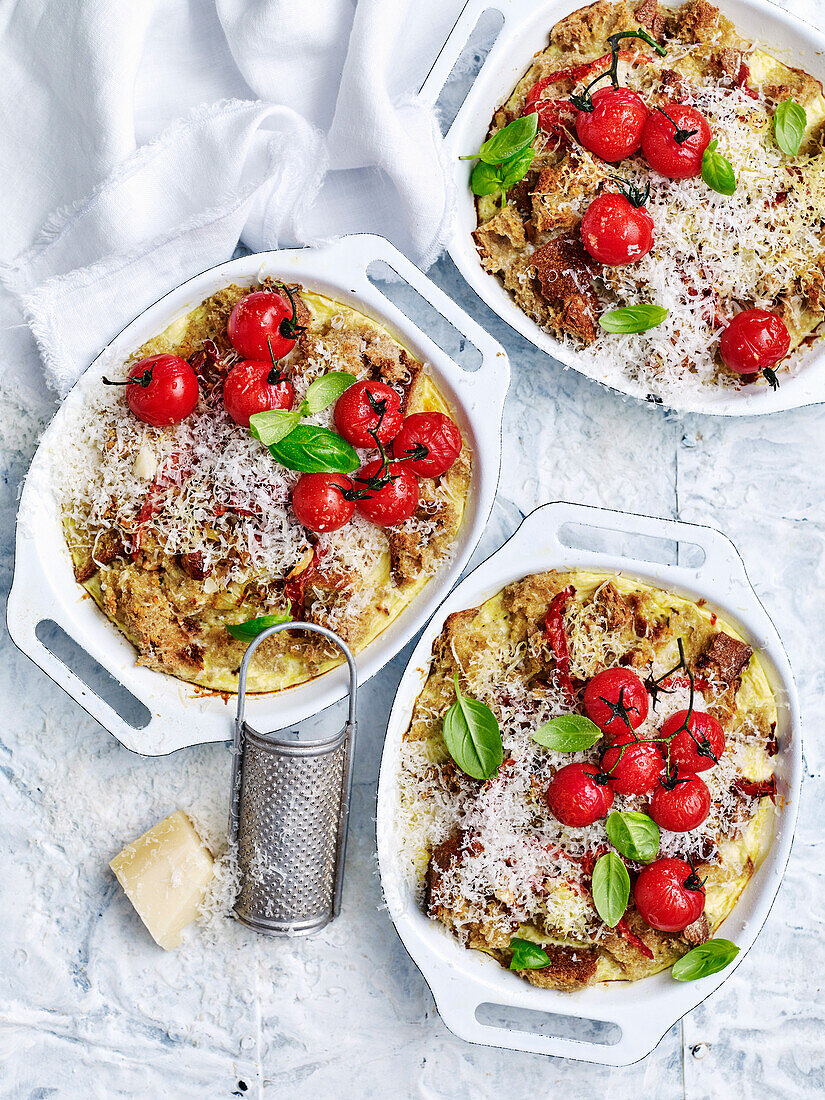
299,371,356,417
606,810,660,863
701,140,736,195
226,610,292,642
773,99,807,156
591,852,630,927
461,112,538,165
470,146,535,204
599,304,669,334
532,714,603,752
249,409,302,447
671,938,739,981
267,424,360,474
443,675,503,781
509,937,552,970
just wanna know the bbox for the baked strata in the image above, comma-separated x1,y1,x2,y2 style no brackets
470,0,825,398
397,570,778,988
59,281,472,692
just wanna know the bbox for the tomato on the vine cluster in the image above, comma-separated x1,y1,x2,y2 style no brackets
719,309,790,377
575,87,648,162
641,100,711,178
634,857,706,932
391,411,463,478
106,354,199,427
223,359,294,427
227,288,304,360
583,667,649,738
581,192,654,265
334,380,403,448
291,473,355,533
546,762,614,827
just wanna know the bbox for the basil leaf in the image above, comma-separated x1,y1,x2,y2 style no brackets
226,611,292,642
774,99,807,156
701,139,736,196
672,938,739,982
499,145,535,189
533,714,602,752
470,160,506,197
591,852,630,928
462,113,538,166
249,409,302,447
304,371,356,415
599,305,669,334
509,937,551,970
443,675,503,781
606,810,660,863
268,425,360,474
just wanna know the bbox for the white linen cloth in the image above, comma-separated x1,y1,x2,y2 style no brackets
0,0,465,398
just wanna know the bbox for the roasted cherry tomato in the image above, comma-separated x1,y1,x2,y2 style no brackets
222,359,294,427
663,710,726,773
583,667,649,739
634,857,706,932
641,100,711,178
105,354,199,427
390,411,462,478
545,762,614,827
575,87,648,162
719,309,790,379
649,774,711,832
354,460,419,526
581,192,654,265
603,738,665,796
291,473,355,533
227,288,304,361
334,380,403,449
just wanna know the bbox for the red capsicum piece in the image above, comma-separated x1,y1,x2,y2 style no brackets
544,585,577,700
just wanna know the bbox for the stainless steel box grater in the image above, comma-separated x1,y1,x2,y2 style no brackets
228,622,357,936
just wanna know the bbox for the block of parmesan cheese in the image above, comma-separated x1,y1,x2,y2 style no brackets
110,810,214,950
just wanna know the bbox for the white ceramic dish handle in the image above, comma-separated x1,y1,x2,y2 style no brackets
8,234,508,754
418,0,499,108
382,499,799,1064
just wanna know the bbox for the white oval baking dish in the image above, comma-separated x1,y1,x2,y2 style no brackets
422,0,825,415
7,234,510,756
376,501,801,1065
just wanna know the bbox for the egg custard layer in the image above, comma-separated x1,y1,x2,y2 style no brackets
397,570,777,989
60,282,472,693
473,0,825,398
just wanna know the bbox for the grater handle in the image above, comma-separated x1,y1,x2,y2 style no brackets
228,622,358,923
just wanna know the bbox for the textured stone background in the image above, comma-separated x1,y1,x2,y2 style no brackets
1,1,823,1095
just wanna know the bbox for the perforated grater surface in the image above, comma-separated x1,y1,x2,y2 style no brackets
228,623,357,936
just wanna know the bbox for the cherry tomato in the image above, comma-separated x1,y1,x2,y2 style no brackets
222,359,294,427
575,87,648,162
334,381,403,449
291,473,355,533
649,774,711,832
583,668,649,739
106,354,199,427
603,738,664,796
390,411,462,478
634,857,706,932
545,762,614,827
227,288,304,361
662,710,726,773
641,100,711,178
354,460,419,526
581,192,654,265
719,309,790,377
